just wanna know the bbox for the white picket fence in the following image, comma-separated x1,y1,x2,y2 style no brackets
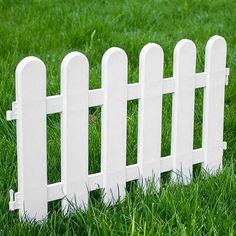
7,35,229,221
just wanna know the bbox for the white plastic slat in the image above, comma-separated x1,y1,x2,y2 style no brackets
195,73,207,88
47,182,64,202
8,71,227,119
32,147,205,205
126,164,139,182
137,43,163,190
127,83,141,99
193,148,204,164
202,36,227,173
47,95,62,115
101,47,127,204
61,52,89,213
163,78,175,94
89,89,103,107
160,156,173,173
7,36,229,220
88,173,103,191
16,57,47,221
171,40,196,184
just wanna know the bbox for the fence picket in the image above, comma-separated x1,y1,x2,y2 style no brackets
202,36,227,173
101,48,128,204
171,40,196,184
6,36,229,221
16,57,47,220
138,43,163,190
61,52,89,213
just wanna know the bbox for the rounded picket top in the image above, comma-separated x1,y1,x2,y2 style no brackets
15,56,46,100
173,39,196,75
174,39,196,57
102,47,128,69
16,56,46,83
140,43,164,61
205,35,227,70
60,51,89,104
139,43,164,82
206,35,226,52
61,51,89,75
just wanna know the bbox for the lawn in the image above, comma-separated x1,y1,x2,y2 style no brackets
0,0,236,235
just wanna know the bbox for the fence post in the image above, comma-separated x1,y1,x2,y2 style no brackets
138,43,163,190
61,52,89,213
101,47,127,205
16,57,47,221
202,36,227,173
171,40,196,184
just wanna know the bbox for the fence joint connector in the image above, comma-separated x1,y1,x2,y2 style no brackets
223,141,227,150
9,189,20,211
6,101,18,121
225,68,230,86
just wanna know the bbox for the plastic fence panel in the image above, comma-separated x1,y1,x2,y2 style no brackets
5,36,229,221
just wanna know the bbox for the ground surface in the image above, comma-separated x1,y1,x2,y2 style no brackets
0,0,236,235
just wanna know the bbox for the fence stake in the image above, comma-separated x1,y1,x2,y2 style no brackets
171,40,196,184
61,52,89,213
202,36,227,173
16,57,47,220
138,43,163,190
101,47,127,204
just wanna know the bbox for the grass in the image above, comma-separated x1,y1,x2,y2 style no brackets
0,0,236,234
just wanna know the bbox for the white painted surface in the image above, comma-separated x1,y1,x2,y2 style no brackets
138,43,163,190
8,146,211,211
101,48,127,204
6,71,226,120
61,52,89,213
15,57,47,221
171,40,196,184
6,36,228,221
202,36,227,173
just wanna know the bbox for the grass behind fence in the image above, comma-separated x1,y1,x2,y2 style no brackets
0,0,236,234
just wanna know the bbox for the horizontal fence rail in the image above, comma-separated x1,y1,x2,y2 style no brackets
7,71,229,119
7,35,229,221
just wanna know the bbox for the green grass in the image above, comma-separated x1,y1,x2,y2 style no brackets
0,0,236,234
